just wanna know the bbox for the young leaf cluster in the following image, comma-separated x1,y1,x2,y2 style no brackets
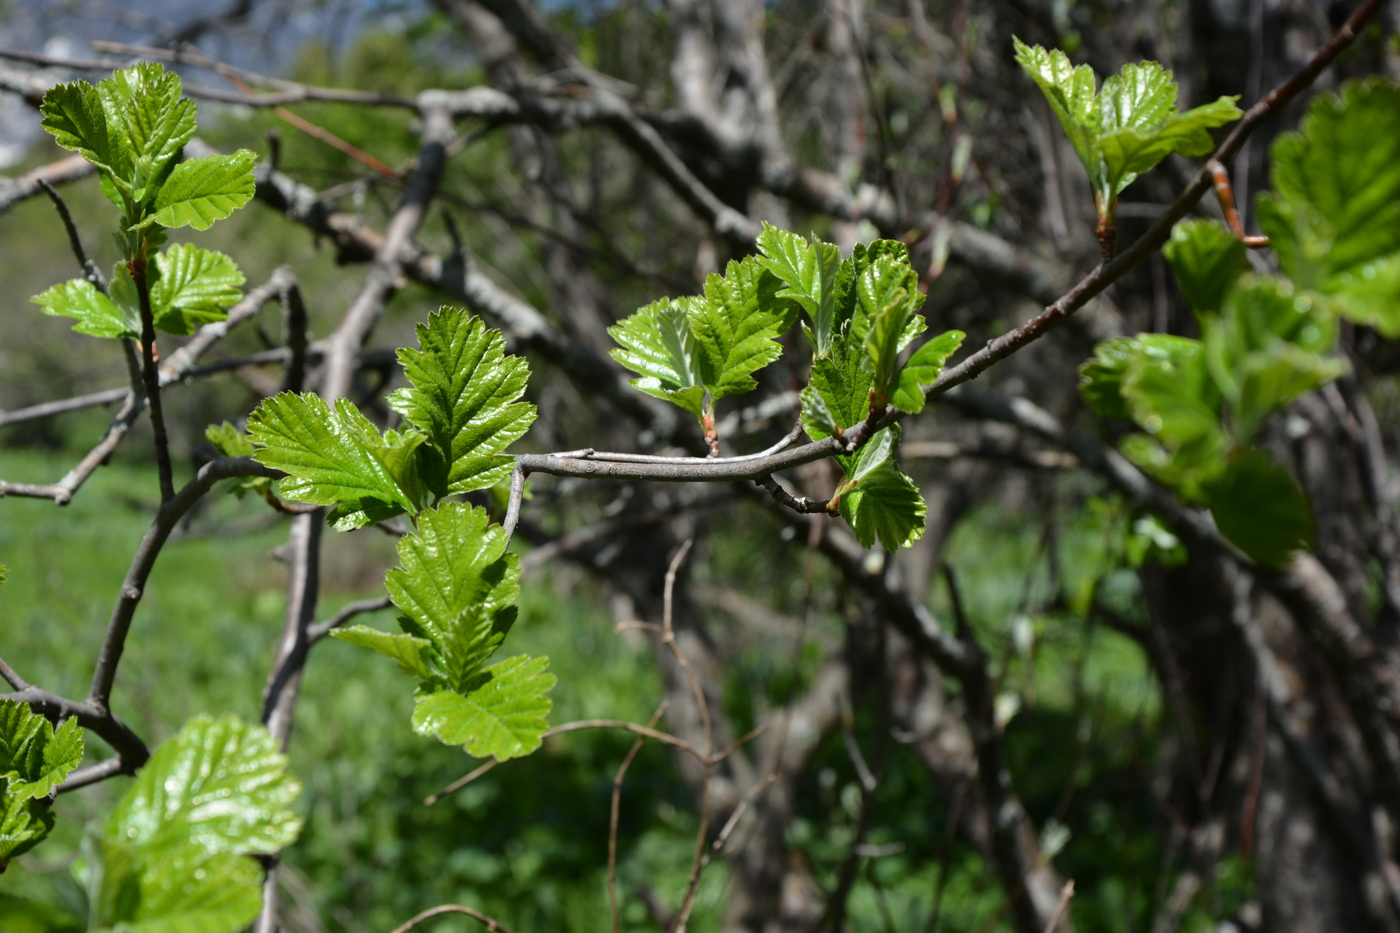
247,306,552,761
1013,38,1241,241
756,228,963,549
611,225,965,550
333,502,555,761
609,254,795,449
1080,80,1400,567
80,715,302,933
249,308,535,530
31,63,254,339
0,699,85,871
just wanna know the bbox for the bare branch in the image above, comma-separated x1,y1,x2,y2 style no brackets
86,457,285,711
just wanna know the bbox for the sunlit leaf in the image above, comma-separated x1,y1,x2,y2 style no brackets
385,502,519,688
247,393,420,528
0,699,86,802
835,425,927,550
40,80,131,182
1257,80,1400,335
105,714,301,859
859,258,925,395
609,298,707,418
1015,37,1240,216
150,244,243,336
388,308,535,496
890,330,966,414
330,626,435,680
87,837,262,933
146,150,257,231
94,62,196,197
204,422,253,459
30,279,136,339
691,256,792,401
756,224,845,356
412,655,556,761
801,324,872,440
0,796,54,868
1013,37,1099,176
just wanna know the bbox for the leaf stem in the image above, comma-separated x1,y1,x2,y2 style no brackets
131,250,176,503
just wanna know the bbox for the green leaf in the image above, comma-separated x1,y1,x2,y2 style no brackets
385,502,518,688
859,258,926,395
692,256,791,401
204,423,272,501
1325,254,1400,337
1207,450,1313,568
1163,219,1247,316
1015,38,1239,215
1097,67,1240,204
609,298,707,418
146,150,257,231
330,626,435,679
0,699,86,801
247,393,419,529
1118,337,1220,447
890,330,966,414
204,422,254,459
95,63,196,200
1233,343,1348,440
1080,334,1217,429
756,224,844,356
40,80,131,182
1201,276,1341,431
87,837,262,933
30,279,136,339
412,655,556,761
388,308,535,496
149,244,244,336
1256,80,1400,335
0,796,54,868
1013,37,1099,180
801,324,872,440
834,426,927,550
105,714,302,859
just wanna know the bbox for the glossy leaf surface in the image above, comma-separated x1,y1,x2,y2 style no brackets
105,714,302,859
388,308,535,495
412,655,556,761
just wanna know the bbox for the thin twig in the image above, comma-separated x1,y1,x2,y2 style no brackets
659,540,713,933
387,904,521,933
2,684,150,775
131,252,176,503
37,177,105,290
307,595,395,645
754,473,833,514
611,702,668,933
0,271,293,504
280,279,310,393
1042,880,1075,933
